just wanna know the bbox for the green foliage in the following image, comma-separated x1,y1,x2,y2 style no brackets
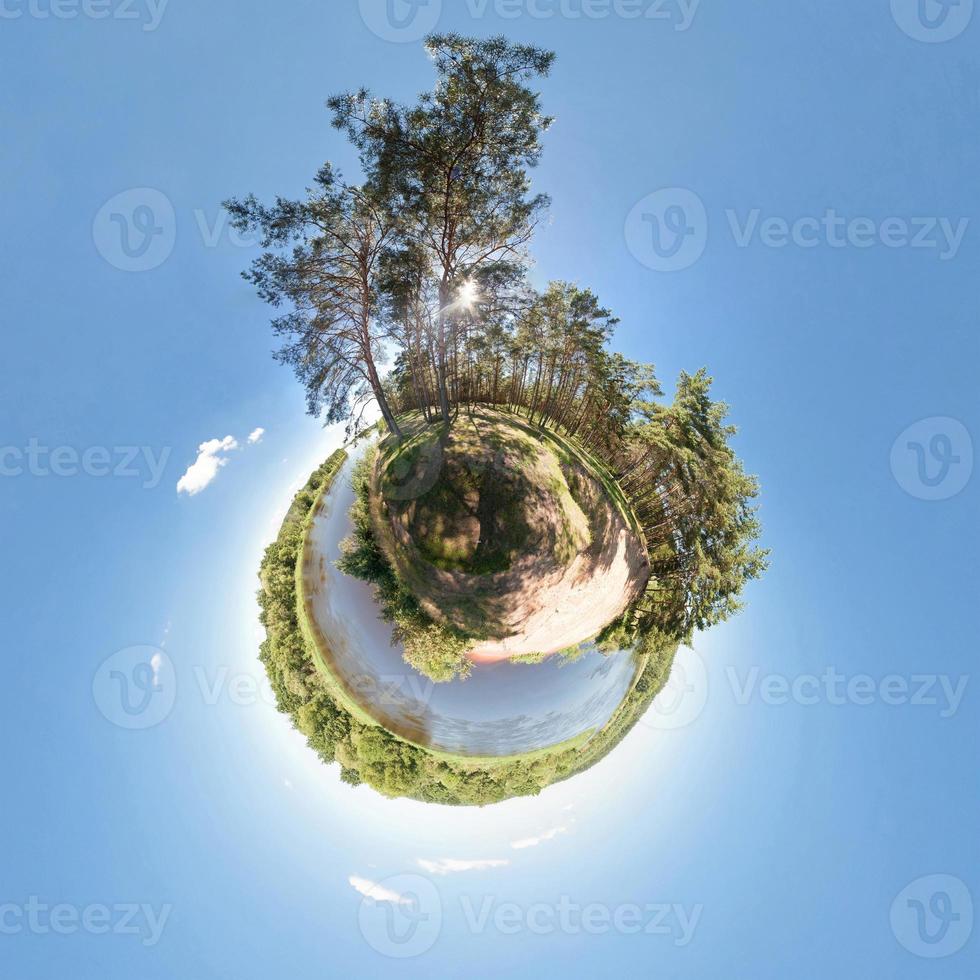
247,35,767,806
330,33,554,303
233,37,766,652
510,651,549,665
337,451,473,684
225,168,405,438
511,645,587,666
257,450,347,716
617,369,770,645
399,624,472,683
257,447,685,806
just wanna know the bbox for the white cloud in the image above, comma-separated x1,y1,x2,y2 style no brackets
176,436,239,496
150,652,163,687
348,875,411,905
510,825,568,850
248,427,265,445
416,857,510,876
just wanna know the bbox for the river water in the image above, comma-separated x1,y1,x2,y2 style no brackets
302,441,638,757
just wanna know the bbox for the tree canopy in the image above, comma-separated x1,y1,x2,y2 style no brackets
233,32,768,675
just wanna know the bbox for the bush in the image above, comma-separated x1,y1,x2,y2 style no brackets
337,450,473,683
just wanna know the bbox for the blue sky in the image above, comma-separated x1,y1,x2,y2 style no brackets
1,1,978,976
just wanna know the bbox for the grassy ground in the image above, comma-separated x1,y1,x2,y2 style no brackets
369,407,645,647
492,407,644,540
377,410,581,574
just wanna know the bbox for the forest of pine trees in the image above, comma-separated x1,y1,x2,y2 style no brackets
228,33,767,646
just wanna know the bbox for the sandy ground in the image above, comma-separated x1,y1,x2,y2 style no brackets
466,496,649,662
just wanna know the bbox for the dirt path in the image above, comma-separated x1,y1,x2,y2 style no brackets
467,489,648,661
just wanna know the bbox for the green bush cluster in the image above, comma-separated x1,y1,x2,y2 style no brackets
336,450,473,683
